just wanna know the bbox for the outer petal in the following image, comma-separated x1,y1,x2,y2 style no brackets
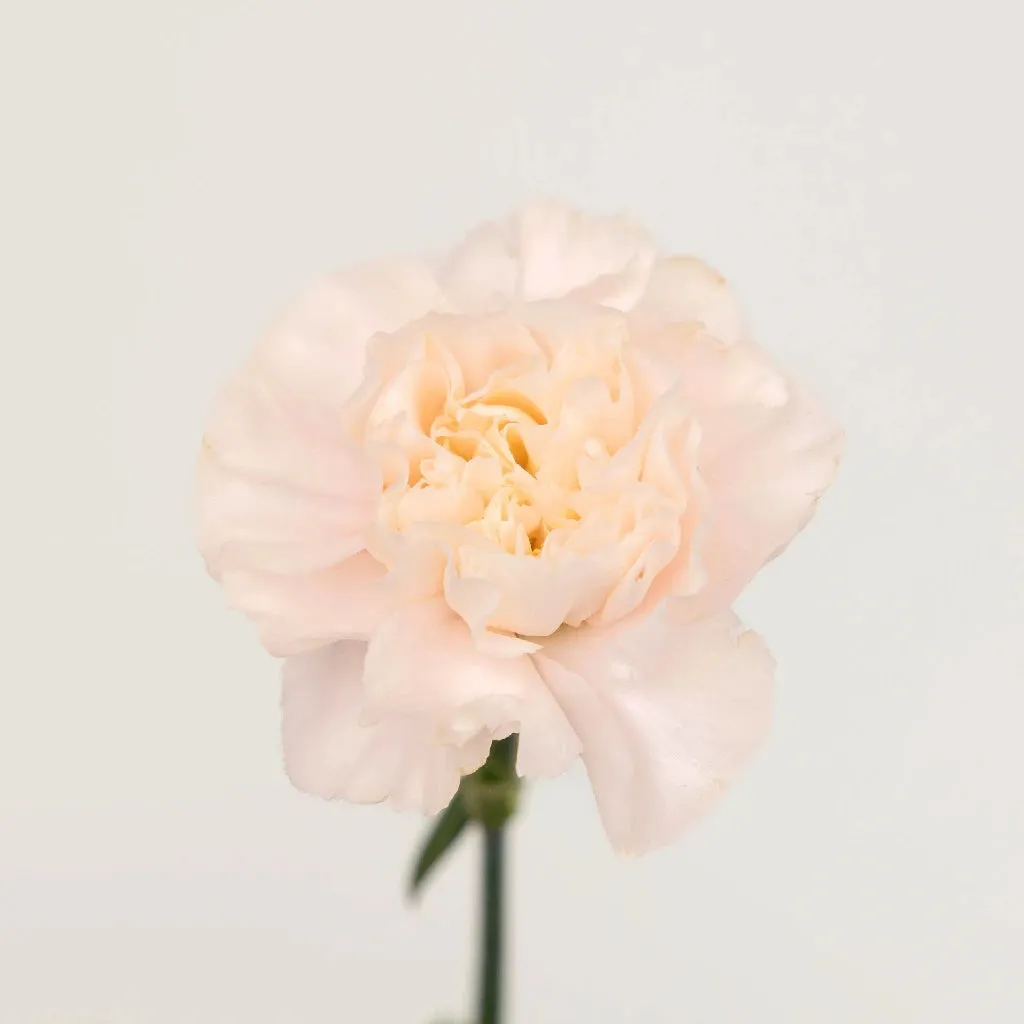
632,256,747,344
688,376,842,617
219,551,399,656
630,332,843,620
363,599,581,782
196,262,446,653
254,261,450,413
196,431,384,654
439,201,658,312
282,642,472,814
195,437,380,578
282,604,584,817
533,605,774,855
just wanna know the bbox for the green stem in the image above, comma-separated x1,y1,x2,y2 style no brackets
476,735,517,1024
479,822,504,1024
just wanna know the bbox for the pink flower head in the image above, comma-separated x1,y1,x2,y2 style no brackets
196,203,841,854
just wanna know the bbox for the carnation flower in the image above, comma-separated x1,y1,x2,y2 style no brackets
196,202,841,853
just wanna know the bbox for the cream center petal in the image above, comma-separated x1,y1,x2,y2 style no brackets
354,313,700,634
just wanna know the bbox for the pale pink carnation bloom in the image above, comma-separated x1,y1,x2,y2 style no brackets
196,203,841,854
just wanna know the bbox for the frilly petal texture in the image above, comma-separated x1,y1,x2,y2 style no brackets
439,200,658,312
198,201,842,854
282,642,472,814
282,600,581,814
196,263,445,653
535,606,774,855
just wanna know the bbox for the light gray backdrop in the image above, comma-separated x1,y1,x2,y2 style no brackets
4,1,1022,1021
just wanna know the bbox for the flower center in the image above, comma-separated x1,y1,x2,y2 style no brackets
421,387,575,555
431,388,546,473
362,320,641,565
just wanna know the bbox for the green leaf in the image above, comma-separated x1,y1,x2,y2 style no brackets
409,792,471,899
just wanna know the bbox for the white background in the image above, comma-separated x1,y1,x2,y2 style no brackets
3,1,1022,1021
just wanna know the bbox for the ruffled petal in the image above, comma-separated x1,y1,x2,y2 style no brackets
632,256,746,344
219,551,398,656
195,440,380,577
282,642,471,813
534,606,774,855
196,407,384,654
452,544,620,637
363,599,581,782
629,333,843,620
255,262,449,413
687,376,842,617
439,201,658,312
196,262,447,653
